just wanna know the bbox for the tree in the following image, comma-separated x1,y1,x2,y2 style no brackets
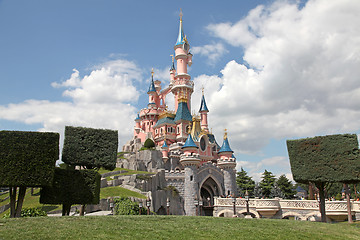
0,131,59,218
276,175,296,199
253,183,263,198
259,170,276,198
236,167,255,197
144,138,155,149
41,126,118,216
270,183,285,198
287,134,360,222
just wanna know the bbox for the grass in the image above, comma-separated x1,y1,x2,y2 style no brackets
100,186,146,199
0,186,146,218
1,216,360,240
98,167,155,181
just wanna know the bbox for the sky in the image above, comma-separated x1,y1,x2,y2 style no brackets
1,0,360,182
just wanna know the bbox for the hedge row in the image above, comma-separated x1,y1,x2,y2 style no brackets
0,131,59,187
62,126,118,170
40,168,101,205
287,134,360,184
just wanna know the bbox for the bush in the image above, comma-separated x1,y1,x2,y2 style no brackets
143,138,155,149
62,126,118,170
40,168,101,205
0,131,59,187
114,197,146,215
21,207,47,217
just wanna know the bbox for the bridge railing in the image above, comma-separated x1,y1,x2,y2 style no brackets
214,197,360,212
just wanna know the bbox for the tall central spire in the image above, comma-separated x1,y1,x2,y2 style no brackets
175,9,185,46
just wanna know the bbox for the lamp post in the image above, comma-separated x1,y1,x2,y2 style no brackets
166,198,170,215
194,197,199,216
199,198,203,216
139,201,143,216
245,190,250,217
146,198,151,215
232,196,236,217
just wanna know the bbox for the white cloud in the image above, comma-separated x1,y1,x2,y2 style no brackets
0,58,141,150
196,0,360,157
191,42,228,65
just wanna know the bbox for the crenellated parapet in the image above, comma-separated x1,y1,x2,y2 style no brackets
217,157,236,169
180,152,201,167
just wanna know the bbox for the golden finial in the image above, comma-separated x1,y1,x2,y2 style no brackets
151,68,154,77
179,8,183,22
224,129,228,140
201,86,204,95
170,54,174,63
184,35,188,44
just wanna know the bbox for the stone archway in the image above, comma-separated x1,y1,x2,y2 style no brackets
199,177,222,216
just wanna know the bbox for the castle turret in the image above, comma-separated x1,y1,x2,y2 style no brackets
180,133,200,216
161,139,169,161
171,10,193,113
217,130,237,196
199,89,209,132
147,69,157,106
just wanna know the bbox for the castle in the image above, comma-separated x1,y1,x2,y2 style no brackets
122,11,237,216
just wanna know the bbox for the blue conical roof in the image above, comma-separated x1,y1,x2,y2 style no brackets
174,101,192,122
147,77,156,94
182,134,198,149
218,137,233,153
162,141,168,148
135,113,141,121
199,94,209,112
175,15,185,46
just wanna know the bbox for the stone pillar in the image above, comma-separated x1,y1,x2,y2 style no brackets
184,164,199,216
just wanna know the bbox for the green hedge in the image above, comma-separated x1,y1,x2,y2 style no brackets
62,126,118,170
40,168,101,205
0,131,59,187
287,134,360,184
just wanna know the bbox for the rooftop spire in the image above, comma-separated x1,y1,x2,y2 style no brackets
147,68,156,93
175,9,185,46
199,88,209,112
218,129,233,153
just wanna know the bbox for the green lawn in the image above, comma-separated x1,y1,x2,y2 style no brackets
100,186,146,199
1,216,360,240
0,186,146,218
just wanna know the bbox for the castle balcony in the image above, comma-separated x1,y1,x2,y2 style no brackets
217,158,236,169
170,78,194,90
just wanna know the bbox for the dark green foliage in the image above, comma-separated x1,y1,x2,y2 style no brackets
0,131,59,187
40,168,101,205
277,174,296,199
287,134,360,184
259,170,276,198
236,168,255,197
62,126,118,170
143,138,155,149
113,197,146,215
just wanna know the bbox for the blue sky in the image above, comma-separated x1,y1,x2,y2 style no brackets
1,0,360,181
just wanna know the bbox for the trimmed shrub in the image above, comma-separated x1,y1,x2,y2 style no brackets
21,207,47,217
62,126,118,170
40,168,101,205
144,138,155,149
287,134,360,184
114,197,146,215
0,131,59,187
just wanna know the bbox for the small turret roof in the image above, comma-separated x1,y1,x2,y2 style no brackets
218,137,233,153
182,134,198,149
162,141,168,148
147,77,156,94
199,94,209,112
135,113,141,121
174,102,192,122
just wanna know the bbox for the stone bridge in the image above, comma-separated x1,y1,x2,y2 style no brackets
213,197,360,222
